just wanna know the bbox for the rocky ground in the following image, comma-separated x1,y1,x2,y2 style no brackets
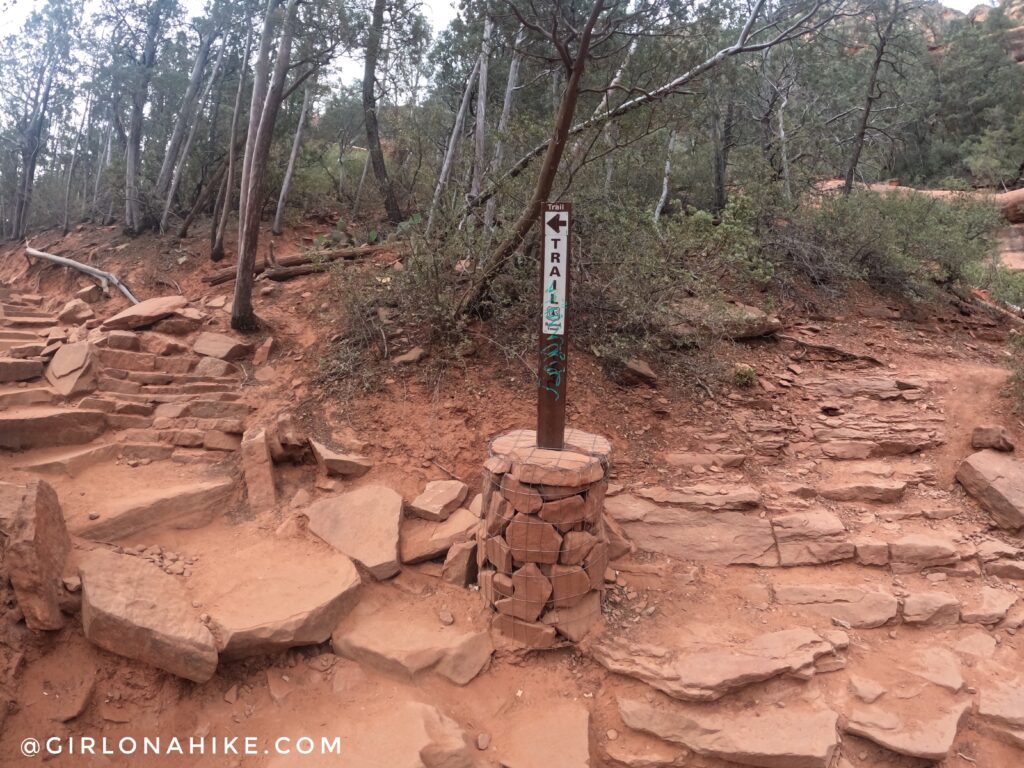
0,224,1023,768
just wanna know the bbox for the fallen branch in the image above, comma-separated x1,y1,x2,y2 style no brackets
776,333,883,365
202,243,401,286
25,245,140,304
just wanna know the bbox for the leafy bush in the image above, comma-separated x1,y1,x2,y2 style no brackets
766,189,1001,297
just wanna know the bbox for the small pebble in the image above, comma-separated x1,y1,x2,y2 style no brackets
88,512,100,520
606,729,618,741
439,610,455,626
476,733,491,750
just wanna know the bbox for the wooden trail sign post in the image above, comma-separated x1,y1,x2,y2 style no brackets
537,202,571,450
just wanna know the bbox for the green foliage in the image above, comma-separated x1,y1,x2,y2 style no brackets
767,190,1001,297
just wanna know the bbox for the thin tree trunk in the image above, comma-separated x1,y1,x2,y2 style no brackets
232,0,299,331
458,0,608,315
160,40,225,232
238,0,281,241
653,129,676,227
155,31,216,201
425,58,480,238
13,68,54,240
470,18,493,199
362,0,403,224
125,1,165,234
272,82,312,234
778,93,792,201
62,94,92,235
843,1,897,195
213,26,254,262
352,150,371,215
484,26,525,230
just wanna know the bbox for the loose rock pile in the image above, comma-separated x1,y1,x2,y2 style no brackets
476,428,612,647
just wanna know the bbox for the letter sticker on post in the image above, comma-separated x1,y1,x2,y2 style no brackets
537,202,571,450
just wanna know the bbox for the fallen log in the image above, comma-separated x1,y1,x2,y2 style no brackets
776,333,884,366
25,245,140,304
202,243,401,286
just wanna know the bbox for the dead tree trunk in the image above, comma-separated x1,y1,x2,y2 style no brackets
62,94,92,235
12,68,54,240
425,59,480,238
232,0,300,331
470,18,493,200
238,0,281,239
362,0,403,224
160,41,225,232
212,27,254,262
844,0,899,195
653,129,676,227
155,30,216,203
272,82,312,234
484,26,525,230
125,0,166,234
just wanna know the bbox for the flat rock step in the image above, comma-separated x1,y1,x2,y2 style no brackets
0,407,106,450
72,476,236,540
3,315,57,327
1,305,54,318
15,442,173,477
87,391,242,405
188,536,362,658
0,385,54,407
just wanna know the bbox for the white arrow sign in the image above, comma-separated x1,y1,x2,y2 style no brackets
542,205,570,336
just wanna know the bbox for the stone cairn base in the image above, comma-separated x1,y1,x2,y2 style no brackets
476,428,612,648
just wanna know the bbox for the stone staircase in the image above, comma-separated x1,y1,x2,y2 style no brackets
0,289,251,541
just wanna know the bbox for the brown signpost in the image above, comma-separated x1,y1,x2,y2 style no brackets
537,202,571,450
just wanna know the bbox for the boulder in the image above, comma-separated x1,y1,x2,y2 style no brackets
192,331,252,361
902,592,960,625
972,425,1015,452
306,486,402,579
58,299,94,324
194,356,232,377
619,697,839,768
844,699,971,761
45,341,96,396
102,295,188,330
400,508,479,563
0,480,70,630
622,358,658,386
309,438,372,478
202,540,361,658
499,702,590,768
0,407,106,450
771,510,854,566
441,540,477,586
663,452,747,469
591,628,848,702
957,450,1024,529
889,534,960,572
773,585,898,628
240,428,276,512
409,480,468,521
76,284,103,303
635,483,761,510
332,601,492,685
311,701,473,768
0,357,43,383
104,330,140,350
818,479,906,503
606,494,777,566
662,298,783,343
961,586,1018,624
979,675,1024,731
79,550,217,682
904,647,964,693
